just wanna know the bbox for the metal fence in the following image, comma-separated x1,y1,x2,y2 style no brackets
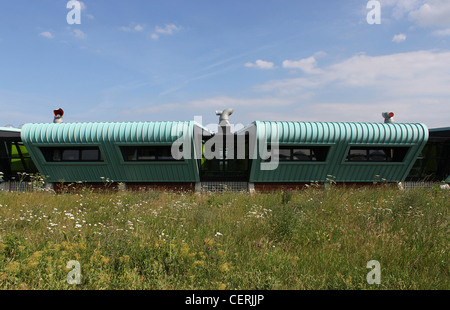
200,181,249,192
0,181,43,192
402,181,448,190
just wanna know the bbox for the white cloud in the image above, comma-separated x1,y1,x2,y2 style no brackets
120,24,144,32
392,33,407,42
155,24,181,35
72,29,86,39
409,0,450,27
244,59,275,70
282,56,322,74
257,50,450,98
380,0,423,19
39,31,54,39
432,28,450,36
151,24,182,40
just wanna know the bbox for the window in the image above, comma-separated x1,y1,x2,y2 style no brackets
265,146,330,162
62,149,79,161
120,146,183,162
346,147,410,162
40,147,103,162
279,148,292,161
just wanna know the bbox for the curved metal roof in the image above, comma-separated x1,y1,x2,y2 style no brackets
253,121,429,145
21,121,205,145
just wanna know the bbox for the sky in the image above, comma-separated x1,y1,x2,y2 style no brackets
1,0,450,130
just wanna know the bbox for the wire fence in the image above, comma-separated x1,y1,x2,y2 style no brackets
402,181,448,190
200,181,249,192
0,181,44,192
1,181,448,192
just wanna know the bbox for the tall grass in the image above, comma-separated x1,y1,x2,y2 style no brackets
0,185,448,290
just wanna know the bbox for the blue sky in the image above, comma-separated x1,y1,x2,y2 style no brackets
1,0,450,129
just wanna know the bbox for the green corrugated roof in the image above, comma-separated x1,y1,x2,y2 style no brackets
21,121,201,144
250,121,428,145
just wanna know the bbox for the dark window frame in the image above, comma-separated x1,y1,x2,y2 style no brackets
40,147,104,162
264,145,330,162
345,146,410,163
120,145,184,162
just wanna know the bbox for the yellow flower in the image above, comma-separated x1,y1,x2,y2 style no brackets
203,238,215,247
193,260,205,267
98,273,111,283
218,283,227,290
5,261,20,273
100,256,110,264
24,260,39,271
180,244,190,257
31,251,43,260
61,241,71,251
219,263,231,273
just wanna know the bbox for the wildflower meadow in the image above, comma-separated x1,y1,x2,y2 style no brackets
0,184,448,290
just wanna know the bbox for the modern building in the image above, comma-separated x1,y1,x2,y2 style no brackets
1,109,448,192
240,120,429,191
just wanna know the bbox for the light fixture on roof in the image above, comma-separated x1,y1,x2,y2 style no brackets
382,112,394,123
53,108,64,123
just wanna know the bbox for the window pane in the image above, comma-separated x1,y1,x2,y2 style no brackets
121,147,137,161
137,148,156,160
279,148,291,161
40,148,61,162
293,149,311,161
41,147,103,162
369,149,387,161
348,149,367,161
312,147,329,161
158,147,176,161
62,149,79,161
81,149,99,161
120,146,183,161
52,150,62,162
346,147,410,162
392,147,409,162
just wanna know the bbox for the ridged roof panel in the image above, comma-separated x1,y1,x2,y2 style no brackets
21,121,206,144
254,121,428,145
